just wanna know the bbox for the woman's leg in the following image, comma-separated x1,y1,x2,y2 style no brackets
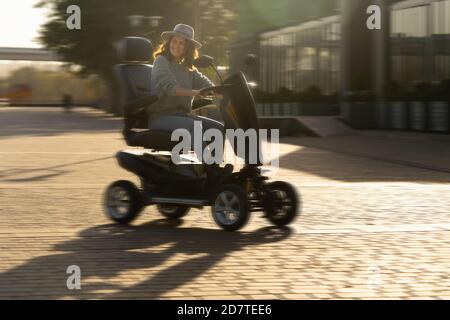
187,115,225,164
148,114,224,163
187,114,224,133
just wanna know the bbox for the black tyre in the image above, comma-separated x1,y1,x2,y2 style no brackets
157,204,190,219
104,180,143,224
264,181,300,226
211,184,250,231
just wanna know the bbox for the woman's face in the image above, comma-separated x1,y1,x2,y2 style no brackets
169,36,187,60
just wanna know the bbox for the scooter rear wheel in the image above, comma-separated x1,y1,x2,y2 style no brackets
211,184,250,231
104,180,143,224
157,204,190,219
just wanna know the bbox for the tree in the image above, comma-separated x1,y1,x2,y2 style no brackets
36,0,236,114
192,0,236,66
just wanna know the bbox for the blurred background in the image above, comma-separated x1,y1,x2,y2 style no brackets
0,0,449,132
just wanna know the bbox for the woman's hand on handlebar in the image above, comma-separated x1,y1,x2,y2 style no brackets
200,84,232,96
175,86,203,97
198,87,215,97
192,89,211,97
200,86,225,98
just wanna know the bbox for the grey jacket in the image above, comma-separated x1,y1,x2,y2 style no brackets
149,55,214,117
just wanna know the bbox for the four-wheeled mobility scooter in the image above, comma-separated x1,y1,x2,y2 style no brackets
104,37,300,231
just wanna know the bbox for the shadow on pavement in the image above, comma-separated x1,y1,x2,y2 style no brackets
0,156,113,183
0,220,292,299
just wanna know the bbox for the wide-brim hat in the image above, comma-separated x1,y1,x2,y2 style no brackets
161,24,202,49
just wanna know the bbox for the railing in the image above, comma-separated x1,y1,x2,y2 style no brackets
255,102,340,117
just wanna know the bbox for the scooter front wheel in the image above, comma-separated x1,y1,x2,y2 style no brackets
104,180,143,224
211,184,250,232
263,181,300,227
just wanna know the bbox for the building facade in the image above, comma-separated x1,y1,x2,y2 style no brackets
391,0,450,89
230,0,450,97
258,16,341,94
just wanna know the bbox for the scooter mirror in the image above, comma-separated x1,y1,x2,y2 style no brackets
244,54,257,66
193,55,214,68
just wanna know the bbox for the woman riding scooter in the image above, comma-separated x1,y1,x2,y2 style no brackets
149,24,224,162
105,31,300,231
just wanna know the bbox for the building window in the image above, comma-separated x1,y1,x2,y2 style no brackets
259,16,341,95
391,0,450,89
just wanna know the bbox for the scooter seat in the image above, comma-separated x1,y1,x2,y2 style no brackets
126,129,179,151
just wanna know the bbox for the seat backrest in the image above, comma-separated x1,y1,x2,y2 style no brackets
115,37,154,128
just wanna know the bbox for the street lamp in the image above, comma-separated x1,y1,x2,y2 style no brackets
127,15,145,28
148,16,163,28
144,16,163,36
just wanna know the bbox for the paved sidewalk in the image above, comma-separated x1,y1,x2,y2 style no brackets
0,107,449,299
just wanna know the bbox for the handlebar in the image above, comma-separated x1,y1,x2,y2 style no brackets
199,84,233,96
192,97,214,110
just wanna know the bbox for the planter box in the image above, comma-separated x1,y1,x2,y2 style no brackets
390,101,407,130
264,104,268,116
273,103,281,116
256,103,263,116
409,101,426,131
282,103,291,116
292,102,301,116
429,101,449,132
375,102,388,129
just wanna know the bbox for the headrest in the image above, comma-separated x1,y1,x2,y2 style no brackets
118,37,153,62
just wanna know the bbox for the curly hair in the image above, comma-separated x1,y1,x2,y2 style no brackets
153,36,199,71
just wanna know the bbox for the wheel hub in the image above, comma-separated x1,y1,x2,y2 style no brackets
269,190,292,218
158,204,178,214
106,186,130,218
214,191,240,225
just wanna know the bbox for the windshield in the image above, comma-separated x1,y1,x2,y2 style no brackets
220,71,260,131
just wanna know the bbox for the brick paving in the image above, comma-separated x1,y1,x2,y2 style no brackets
0,107,449,299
